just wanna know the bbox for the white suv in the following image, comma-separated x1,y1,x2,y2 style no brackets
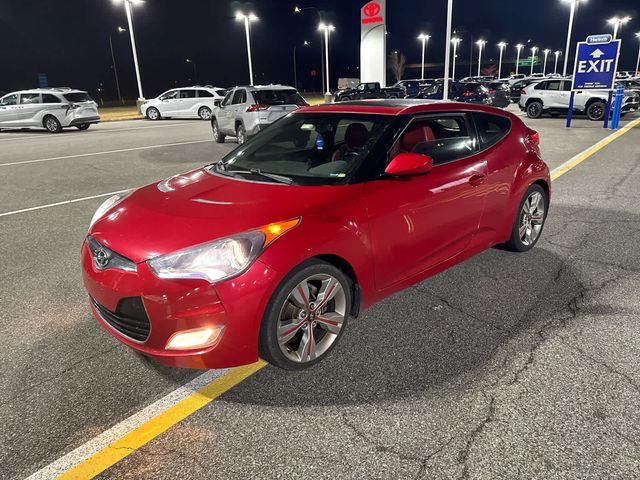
0,88,100,133
519,79,640,121
141,86,227,121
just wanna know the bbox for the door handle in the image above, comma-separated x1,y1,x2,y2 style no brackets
469,173,486,187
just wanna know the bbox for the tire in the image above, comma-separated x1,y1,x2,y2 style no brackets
146,107,161,121
76,124,90,131
340,95,352,102
212,119,225,143
586,101,605,121
504,184,548,252
198,106,212,120
258,259,352,370
43,115,62,133
526,101,543,119
236,123,247,145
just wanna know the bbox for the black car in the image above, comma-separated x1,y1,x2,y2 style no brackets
482,81,511,108
418,81,491,105
393,80,423,98
510,79,535,103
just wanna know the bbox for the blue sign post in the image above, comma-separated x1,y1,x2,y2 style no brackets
567,35,621,128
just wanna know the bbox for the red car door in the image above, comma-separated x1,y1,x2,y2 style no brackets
363,114,488,291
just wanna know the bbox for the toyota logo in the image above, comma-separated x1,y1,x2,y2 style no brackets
363,2,381,17
94,249,111,269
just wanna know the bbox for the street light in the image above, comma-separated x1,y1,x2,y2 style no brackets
543,49,551,76
635,33,640,76
318,23,335,99
554,50,562,74
562,0,587,77
476,40,487,77
109,26,126,104
417,33,431,80
515,44,524,76
497,42,507,79
608,16,632,39
293,41,310,89
236,12,258,85
112,0,145,103
530,46,538,75
294,6,325,94
443,0,454,100
186,59,197,83
451,37,462,80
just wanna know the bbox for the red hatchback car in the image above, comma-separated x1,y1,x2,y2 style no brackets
82,100,550,370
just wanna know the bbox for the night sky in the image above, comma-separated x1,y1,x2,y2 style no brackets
1,0,638,101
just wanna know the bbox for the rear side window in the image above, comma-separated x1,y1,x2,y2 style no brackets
252,89,304,105
20,93,41,104
473,113,512,150
64,92,93,103
534,82,547,90
179,90,196,99
215,89,227,97
42,94,62,103
197,90,214,98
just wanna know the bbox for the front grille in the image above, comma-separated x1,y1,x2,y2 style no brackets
92,297,150,342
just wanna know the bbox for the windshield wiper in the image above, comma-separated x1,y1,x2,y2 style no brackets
216,163,293,185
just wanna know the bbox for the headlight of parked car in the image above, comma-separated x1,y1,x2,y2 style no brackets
148,218,300,283
89,190,132,230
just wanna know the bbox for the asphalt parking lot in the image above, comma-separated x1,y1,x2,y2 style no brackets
1,105,639,479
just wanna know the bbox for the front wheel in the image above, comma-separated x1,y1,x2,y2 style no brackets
146,107,161,121
504,184,548,252
198,106,212,120
258,260,352,370
212,120,225,143
586,101,605,121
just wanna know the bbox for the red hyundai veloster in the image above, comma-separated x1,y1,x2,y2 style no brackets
82,100,550,370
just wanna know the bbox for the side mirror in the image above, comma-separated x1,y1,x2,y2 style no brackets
385,152,433,176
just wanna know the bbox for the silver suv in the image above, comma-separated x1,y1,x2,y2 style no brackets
211,85,307,144
0,88,100,133
141,86,227,121
520,79,640,121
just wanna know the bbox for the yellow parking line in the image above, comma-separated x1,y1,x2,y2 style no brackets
57,360,267,480
551,118,640,181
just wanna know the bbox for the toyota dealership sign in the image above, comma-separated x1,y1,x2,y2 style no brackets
360,0,386,85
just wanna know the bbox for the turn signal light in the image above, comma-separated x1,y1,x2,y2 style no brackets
256,218,301,247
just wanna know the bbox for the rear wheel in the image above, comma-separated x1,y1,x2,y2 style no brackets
504,184,548,252
586,101,605,121
76,124,90,131
526,101,543,119
198,106,212,120
146,107,161,121
259,260,351,370
236,123,247,145
43,115,62,133
212,119,225,143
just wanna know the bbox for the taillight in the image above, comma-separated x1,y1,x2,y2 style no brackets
488,89,496,94
462,91,474,97
530,131,540,145
296,102,310,107
520,89,526,95
246,104,270,112
524,130,541,154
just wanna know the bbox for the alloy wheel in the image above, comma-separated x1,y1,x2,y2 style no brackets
519,191,545,246
276,274,347,364
199,107,211,120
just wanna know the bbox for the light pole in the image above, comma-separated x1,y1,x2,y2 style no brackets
318,23,335,100
530,47,538,75
418,33,431,80
109,26,126,104
636,33,640,76
476,40,486,77
443,0,454,100
554,50,562,74
451,37,461,80
515,44,524,75
497,42,507,79
236,12,258,85
608,16,632,39
294,6,325,94
113,0,145,103
186,59,197,83
562,0,586,78
293,41,310,89
543,49,551,76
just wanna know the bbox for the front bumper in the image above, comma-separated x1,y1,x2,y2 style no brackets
81,238,281,369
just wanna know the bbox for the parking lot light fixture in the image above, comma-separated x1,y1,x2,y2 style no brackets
112,0,145,102
562,0,587,77
543,49,551,76
554,50,562,74
451,37,461,80
418,33,431,80
443,0,454,100
475,40,487,76
186,59,197,83
608,16,632,39
236,12,258,85
109,26,127,105
497,42,507,79
293,41,311,89
635,33,640,76
530,46,538,75
515,44,524,76
318,23,335,98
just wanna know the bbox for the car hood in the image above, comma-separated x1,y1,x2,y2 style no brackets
90,168,360,263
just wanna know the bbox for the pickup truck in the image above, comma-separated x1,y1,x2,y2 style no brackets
334,82,405,102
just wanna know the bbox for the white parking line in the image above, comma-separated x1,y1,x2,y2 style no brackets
0,190,129,218
0,139,212,167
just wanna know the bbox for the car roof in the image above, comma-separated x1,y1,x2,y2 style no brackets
296,99,512,116
240,85,297,91
5,88,86,95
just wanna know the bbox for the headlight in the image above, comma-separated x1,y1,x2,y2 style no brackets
148,218,300,284
89,191,132,230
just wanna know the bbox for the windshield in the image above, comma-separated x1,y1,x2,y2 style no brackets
252,89,305,105
209,113,394,186
63,92,93,103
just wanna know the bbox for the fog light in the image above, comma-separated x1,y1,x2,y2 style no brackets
165,326,223,351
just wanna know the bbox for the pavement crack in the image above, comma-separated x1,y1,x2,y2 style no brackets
456,393,496,480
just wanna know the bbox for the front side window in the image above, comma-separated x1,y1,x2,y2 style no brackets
390,115,475,166
20,93,41,104
473,112,511,150
0,94,19,106
534,82,547,90
221,90,234,106
231,89,246,104
160,90,179,101
210,113,393,186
